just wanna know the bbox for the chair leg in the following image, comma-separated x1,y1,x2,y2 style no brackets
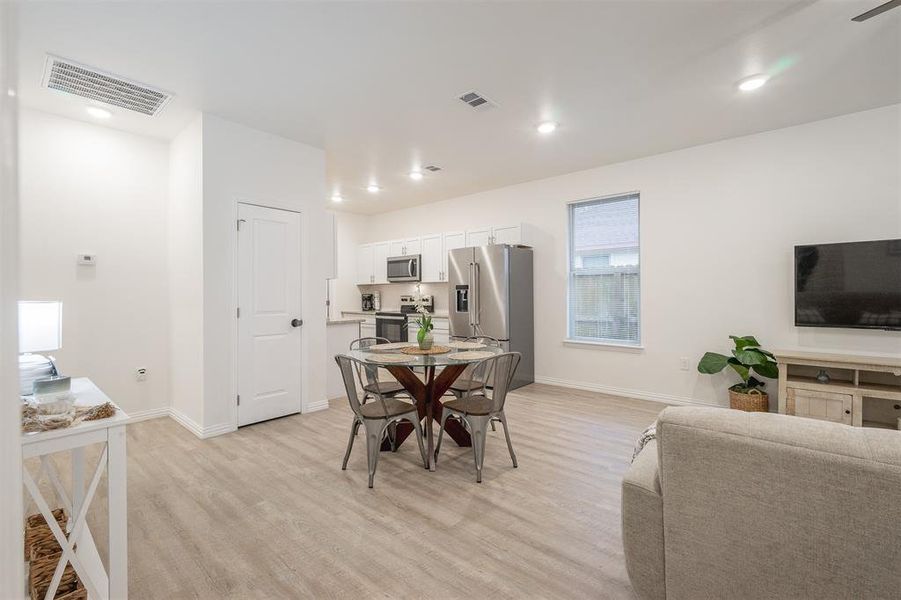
342,418,360,470
469,415,490,483
434,410,452,464
363,419,387,488
408,412,428,469
388,421,398,452
498,412,517,468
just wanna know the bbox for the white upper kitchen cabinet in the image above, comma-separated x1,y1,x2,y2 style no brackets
404,237,421,255
372,241,390,284
389,237,421,257
420,234,443,283
356,244,374,284
388,239,405,257
441,231,465,281
465,227,492,247
491,224,522,245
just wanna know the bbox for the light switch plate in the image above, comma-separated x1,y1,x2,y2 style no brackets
77,253,96,266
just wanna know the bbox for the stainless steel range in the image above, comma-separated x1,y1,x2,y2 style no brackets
374,311,406,343
375,295,434,343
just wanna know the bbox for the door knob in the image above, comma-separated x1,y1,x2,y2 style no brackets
291,319,303,327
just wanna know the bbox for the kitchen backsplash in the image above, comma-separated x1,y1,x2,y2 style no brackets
356,282,449,313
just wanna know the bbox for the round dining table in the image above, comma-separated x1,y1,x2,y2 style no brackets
340,344,503,471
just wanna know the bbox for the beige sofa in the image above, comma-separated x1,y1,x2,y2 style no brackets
622,406,901,600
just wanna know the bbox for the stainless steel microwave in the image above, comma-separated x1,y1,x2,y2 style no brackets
387,254,421,282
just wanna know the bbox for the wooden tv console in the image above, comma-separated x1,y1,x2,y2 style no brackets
775,350,901,430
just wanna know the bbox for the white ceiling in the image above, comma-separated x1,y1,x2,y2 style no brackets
16,1,901,214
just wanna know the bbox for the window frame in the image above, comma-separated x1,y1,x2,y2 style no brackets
565,192,642,348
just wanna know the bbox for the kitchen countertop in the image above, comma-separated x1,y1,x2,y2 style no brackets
327,318,365,326
342,310,449,318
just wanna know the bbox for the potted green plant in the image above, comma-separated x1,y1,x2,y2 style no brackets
697,335,778,412
414,303,434,350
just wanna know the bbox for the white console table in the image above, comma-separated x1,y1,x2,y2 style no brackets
775,350,901,429
22,378,128,600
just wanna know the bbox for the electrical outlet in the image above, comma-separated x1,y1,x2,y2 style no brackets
680,357,690,371
136,368,147,382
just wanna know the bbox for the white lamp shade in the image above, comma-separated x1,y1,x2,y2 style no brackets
18,301,62,353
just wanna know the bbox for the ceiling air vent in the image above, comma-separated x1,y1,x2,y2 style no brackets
41,55,173,116
423,165,442,172
459,91,496,110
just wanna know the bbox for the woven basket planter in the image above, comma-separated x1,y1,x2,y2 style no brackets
29,547,85,600
24,508,67,560
729,389,769,412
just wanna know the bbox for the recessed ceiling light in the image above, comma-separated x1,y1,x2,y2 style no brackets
86,106,112,119
537,121,558,134
409,171,423,181
331,194,343,203
367,184,381,193
737,74,769,92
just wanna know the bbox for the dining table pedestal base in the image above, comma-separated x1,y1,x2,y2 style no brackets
382,364,470,470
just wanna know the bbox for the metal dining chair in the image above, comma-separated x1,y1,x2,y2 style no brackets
349,336,410,448
447,335,502,430
349,337,408,403
434,352,521,483
335,354,428,488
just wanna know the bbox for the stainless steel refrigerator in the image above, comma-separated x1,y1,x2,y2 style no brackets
447,245,534,389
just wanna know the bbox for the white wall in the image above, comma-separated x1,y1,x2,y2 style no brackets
331,211,368,315
17,110,328,439
200,114,328,432
168,115,204,426
19,110,171,417
340,105,901,406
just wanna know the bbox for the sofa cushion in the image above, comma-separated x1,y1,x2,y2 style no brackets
657,407,901,600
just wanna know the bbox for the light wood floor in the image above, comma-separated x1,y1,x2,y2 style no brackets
41,383,663,599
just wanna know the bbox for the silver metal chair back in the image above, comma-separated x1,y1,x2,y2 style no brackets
335,354,367,417
349,336,389,351
464,335,501,347
451,336,502,392
349,336,390,392
483,352,520,413
453,353,497,395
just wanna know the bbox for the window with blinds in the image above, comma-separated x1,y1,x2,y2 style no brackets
567,193,640,345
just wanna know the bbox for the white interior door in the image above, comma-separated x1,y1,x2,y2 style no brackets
237,203,302,426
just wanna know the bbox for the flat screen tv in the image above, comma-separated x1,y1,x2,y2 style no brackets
795,239,901,331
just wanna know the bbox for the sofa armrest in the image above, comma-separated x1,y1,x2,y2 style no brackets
622,440,665,600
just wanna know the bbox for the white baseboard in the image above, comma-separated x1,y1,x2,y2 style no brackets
168,407,237,439
532,375,717,407
168,407,204,437
125,406,170,424
304,398,330,413
200,422,238,438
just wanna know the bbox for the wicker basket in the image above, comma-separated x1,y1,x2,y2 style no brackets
29,546,85,600
729,388,769,412
24,509,67,560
